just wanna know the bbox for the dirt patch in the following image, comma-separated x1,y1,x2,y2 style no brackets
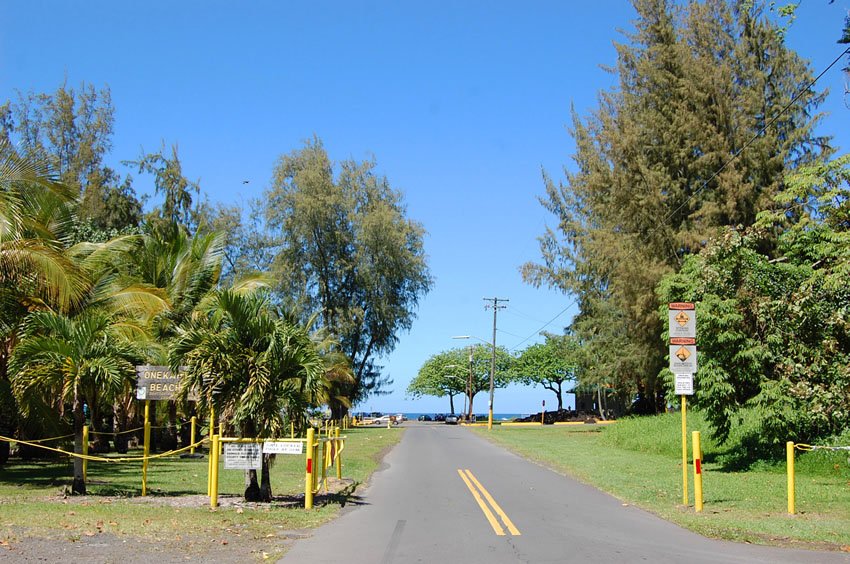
0,479,358,562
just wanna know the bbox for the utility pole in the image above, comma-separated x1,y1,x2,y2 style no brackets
467,345,474,421
484,297,508,430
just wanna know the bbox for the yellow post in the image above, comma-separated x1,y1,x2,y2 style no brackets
305,427,315,509
692,430,703,512
787,441,796,515
321,438,328,492
681,395,688,506
190,416,197,455
207,406,215,496
488,406,493,431
335,428,342,480
82,425,89,482
290,421,295,439
313,438,319,492
210,434,220,508
142,400,150,496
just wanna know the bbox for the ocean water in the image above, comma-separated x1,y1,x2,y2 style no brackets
400,413,529,421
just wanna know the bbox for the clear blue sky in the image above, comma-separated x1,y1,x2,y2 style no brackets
3,1,849,414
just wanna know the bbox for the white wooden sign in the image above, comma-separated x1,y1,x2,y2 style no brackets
263,441,304,455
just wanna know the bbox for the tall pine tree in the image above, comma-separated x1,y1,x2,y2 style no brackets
524,0,829,412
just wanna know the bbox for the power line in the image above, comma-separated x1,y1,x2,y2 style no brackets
510,45,850,352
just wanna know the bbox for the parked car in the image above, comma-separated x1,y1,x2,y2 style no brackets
417,414,432,421
375,414,399,425
445,414,459,425
434,414,445,422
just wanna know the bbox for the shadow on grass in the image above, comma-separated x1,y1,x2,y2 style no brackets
707,431,784,472
314,480,367,509
0,450,212,497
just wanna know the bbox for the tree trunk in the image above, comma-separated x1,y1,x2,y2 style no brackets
72,384,86,494
259,454,273,502
597,385,606,421
0,347,16,465
0,377,16,466
449,394,455,415
244,469,261,501
467,393,475,419
160,401,178,451
556,382,563,411
113,401,129,454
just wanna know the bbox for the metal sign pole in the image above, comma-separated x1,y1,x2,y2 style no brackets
681,394,688,506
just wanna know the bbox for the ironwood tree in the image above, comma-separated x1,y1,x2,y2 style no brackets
261,137,432,415
523,0,829,412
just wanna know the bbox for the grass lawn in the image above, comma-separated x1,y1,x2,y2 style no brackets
0,426,403,558
473,414,850,551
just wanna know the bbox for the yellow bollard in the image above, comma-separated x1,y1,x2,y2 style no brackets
305,427,315,509
207,406,215,496
190,416,197,455
321,438,328,492
210,434,220,508
291,421,295,439
142,400,150,496
681,395,688,506
313,438,320,492
692,430,703,512
787,441,796,515
82,425,89,482
335,428,342,479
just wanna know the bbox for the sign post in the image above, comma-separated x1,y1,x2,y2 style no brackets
669,302,696,507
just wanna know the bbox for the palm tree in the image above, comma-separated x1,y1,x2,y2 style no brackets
119,226,224,449
10,309,143,493
8,232,167,489
171,287,326,501
0,138,84,464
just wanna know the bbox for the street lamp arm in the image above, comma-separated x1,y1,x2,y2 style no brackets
452,335,490,345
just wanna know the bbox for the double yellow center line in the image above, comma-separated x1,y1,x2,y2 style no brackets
457,469,521,536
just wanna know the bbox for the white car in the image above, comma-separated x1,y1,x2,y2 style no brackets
375,414,400,425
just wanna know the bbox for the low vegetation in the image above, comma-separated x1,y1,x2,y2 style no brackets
476,414,850,551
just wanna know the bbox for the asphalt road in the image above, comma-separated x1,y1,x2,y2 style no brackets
281,423,850,563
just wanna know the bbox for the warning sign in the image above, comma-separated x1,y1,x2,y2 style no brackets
669,344,697,373
223,443,262,470
668,303,696,339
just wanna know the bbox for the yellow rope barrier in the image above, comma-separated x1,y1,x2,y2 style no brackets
0,434,208,463
794,443,850,452
16,433,74,443
88,426,146,437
